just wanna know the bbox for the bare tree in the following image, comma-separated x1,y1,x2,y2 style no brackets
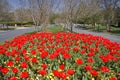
62,0,101,32
28,0,53,30
80,0,101,28
0,0,11,22
14,0,31,26
62,0,81,32
101,0,120,31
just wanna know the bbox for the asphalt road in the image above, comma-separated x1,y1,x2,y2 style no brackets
0,27,37,42
0,25,55,42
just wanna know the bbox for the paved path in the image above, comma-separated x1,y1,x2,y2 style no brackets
72,27,120,43
0,27,37,42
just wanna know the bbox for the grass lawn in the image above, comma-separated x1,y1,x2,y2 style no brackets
0,41,3,44
25,31,38,34
109,27,120,36
25,25,64,35
86,25,120,36
46,25,63,32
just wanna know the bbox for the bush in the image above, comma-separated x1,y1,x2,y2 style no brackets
0,22,34,26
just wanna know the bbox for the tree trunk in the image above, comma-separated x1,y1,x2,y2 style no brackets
70,22,73,32
108,26,111,32
97,24,100,31
93,22,96,30
106,23,111,32
6,24,8,29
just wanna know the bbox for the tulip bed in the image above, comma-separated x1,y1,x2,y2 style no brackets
0,32,120,80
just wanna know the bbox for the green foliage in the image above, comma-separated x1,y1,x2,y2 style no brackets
76,19,85,24
49,14,59,24
90,14,101,23
76,14,102,24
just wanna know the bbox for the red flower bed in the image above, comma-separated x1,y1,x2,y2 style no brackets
0,32,120,80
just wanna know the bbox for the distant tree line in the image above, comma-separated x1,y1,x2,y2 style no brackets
0,0,120,31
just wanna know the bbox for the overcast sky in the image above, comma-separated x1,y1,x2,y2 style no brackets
7,0,63,13
8,0,19,9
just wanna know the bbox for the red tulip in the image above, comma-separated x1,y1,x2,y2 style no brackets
75,58,83,65
38,70,46,76
12,68,19,73
24,55,30,61
40,51,48,58
31,50,36,55
84,65,92,71
31,57,37,63
63,53,71,59
87,57,94,63
66,69,75,75
20,62,28,68
80,50,86,55
90,70,98,76
88,52,95,57
10,76,17,80
53,70,59,77
59,72,67,79
22,49,27,55
1,67,9,74
101,66,109,73
109,77,117,80
73,47,79,52
6,60,14,67
59,64,65,70
15,57,20,61
20,72,29,78
41,64,48,69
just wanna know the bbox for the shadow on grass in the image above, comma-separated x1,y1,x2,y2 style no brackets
85,27,93,30
110,30,120,36
83,27,105,32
